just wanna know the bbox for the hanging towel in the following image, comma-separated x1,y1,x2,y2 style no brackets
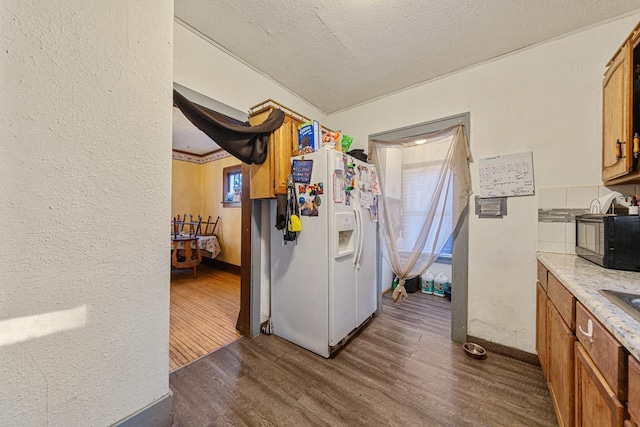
173,89,285,164
275,194,287,230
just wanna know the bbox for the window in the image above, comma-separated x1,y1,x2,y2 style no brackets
439,235,453,261
223,165,242,208
402,161,453,261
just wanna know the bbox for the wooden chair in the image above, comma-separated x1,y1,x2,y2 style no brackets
171,237,202,278
172,214,188,239
188,214,199,236
172,215,203,239
202,216,220,236
171,214,206,277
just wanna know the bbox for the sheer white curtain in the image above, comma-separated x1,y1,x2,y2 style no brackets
370,124,472,303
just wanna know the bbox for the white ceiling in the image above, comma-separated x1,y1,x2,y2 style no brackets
172,83,250,155
173,1,640,155
173,107,222,155
175,0,640,114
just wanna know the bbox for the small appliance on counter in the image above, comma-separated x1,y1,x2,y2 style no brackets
575,213,640,272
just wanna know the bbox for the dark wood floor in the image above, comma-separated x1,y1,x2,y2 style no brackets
170,264,241,372
170,292,557,426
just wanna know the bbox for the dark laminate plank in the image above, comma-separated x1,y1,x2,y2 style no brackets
171,292,557,426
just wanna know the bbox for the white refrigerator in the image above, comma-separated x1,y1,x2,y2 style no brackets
270,148,378,358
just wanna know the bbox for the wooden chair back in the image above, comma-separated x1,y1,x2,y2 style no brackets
171,237,201,278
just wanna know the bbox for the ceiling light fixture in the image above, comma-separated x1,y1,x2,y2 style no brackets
414,139,427,145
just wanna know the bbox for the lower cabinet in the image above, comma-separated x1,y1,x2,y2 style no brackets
536,261,636,427
575,342,625,427
536,282,548,375
629,356,640,426
547,301,576,427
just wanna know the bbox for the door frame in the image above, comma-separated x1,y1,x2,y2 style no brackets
368,112,470,343
172,82,253,337
235,168,259,336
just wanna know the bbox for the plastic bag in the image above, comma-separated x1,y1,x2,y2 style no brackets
340,134,353,153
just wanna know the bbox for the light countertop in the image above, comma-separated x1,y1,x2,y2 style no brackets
537,252,640,362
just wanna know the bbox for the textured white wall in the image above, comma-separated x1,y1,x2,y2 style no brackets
0,1,173,425
328,12,640,352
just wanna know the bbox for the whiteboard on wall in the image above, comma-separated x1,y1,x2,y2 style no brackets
478,151,534,197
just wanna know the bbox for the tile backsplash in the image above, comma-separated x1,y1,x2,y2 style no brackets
537,185,640,254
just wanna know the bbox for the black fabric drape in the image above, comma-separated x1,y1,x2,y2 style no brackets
173,90,285,164
275,194,288,230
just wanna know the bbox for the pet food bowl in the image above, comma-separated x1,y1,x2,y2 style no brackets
463,342,487,360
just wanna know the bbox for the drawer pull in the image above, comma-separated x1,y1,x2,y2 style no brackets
578,319,594,342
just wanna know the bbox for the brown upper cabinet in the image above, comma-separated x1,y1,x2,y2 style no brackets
602,21,640,185
248,100,306,199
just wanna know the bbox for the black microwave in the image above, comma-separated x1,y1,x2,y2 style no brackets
575,214,640,272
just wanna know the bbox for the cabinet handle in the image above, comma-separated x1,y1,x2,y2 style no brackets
615,139,626,160
578,319,594,343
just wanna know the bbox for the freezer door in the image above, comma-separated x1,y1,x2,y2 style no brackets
270,150,331,357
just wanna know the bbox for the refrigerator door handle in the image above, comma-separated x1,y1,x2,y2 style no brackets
352,206,360,267
357,207,364,269
353,206,364,269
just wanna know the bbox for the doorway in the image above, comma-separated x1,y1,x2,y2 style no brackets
369,113,470,343
169,83,251,371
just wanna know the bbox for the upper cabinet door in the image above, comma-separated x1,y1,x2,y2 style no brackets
602,42,632,183
249,108,277,199
248,100,308,199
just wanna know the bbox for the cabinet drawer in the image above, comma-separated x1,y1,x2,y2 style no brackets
575,302,627,400
537,261,548,291
629,356,640,422
547,273,575,331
